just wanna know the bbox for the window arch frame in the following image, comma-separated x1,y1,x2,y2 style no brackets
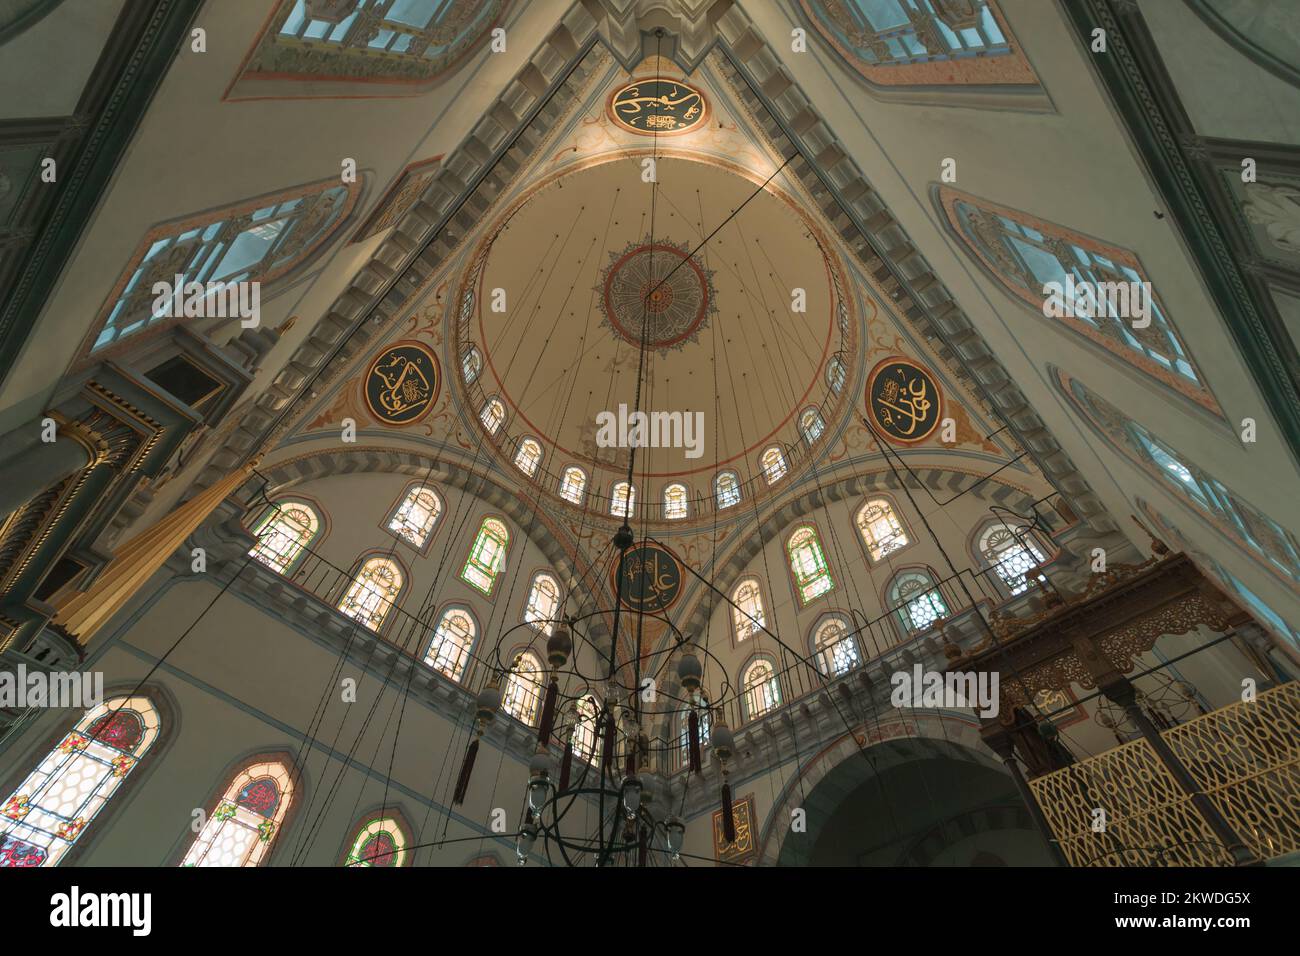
382,481,444,555
340,807,414,868
730,576,768,646
500,650,546,727
0,693,165,868
760,445,789,485
461,345,482,384
677,693,712,769
513,436,543,478
569,692,602,765
559,465,588,506
178,752,298,867
973,520,1049,597
425,603,479,682
248,496,326,575
886,567,950,638
610,480,636,519
663,482,689,520
714,470,742,510
523,570,563,637
739,656,782,723
855,495,911,564
810,612,861,677
479,396,506,435
799,406,826,445
460,515,510,598
337,551,409,633
786,522,836,606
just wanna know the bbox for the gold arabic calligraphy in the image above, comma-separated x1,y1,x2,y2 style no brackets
874,369,934,438
613,82,703,132
372,350,433,419
622,547,680,610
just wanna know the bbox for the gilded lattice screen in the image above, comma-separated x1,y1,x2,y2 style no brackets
1028,683,1300,866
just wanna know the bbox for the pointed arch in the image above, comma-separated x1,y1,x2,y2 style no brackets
342,810,412,867
787,523,835,605
338,554,406,631
461,516,510,596
384,482,443,552
181,755,296,867
248,498,323,574
524,571,562,636
425,605,477,681
1,696,161,867
856,496,909,562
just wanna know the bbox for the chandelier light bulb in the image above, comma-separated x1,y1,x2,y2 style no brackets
666,816,685,857
622,775,643,819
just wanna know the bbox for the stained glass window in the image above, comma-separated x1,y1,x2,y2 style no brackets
344,816,409,867
813,615,860,676
95,184,353,352
559,466,587,505
524,572,561,636
514,438,542,477
461,345,482,384
889,571,948,634
742,659,781,721
425,607,475,681
502,652,544,726
480,397,505,435
715,471,741,509
827,356,846,394
806,0,1011,69
760,446,788,484
249,500,320,573
979,523,1046,595
857,498,909,562
611,481,635,518
461,518,509,596
338,556,404,631
387,484,442,549
182,760,294,867
788,525,835,604
1,696,160,868
570,694,600,763
276,0,497,61
732,578,766,642
663,483,689,520
799,407,826,444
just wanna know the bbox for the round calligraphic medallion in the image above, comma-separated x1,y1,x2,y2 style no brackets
609,78,707,135
611,542,684,614
600,238,714,352
363,341,440,425
865,357,943,445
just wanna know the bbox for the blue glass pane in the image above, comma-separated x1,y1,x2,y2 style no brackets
280,1,308,36
387,0,439,28
212,223,283,280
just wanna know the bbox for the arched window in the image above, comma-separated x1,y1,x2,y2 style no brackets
799,407,826,444
480,397,505,435
715,471,741,509
344,815,410,867
889,570,949,634
760,446,788,484
826,356,846,394
679,695,712,764
741,659,781,721
663,483,689,520
978,523,1046,595
731,578,766,642
943,188,1216,413
338,556,403,631
425,607,475,681
386,484,442,549
461,518,509,596
1057,368,1299,585
857,498,909,562
502,652,544,726
0,696,160,867
813,615,860,676
559,466,587,505
788,525,835,605
461,345,482,384
524,572,561,636
611,481,635,518
514,437,543,477
93,181,356,353
570,694,600,763
182,759,294,867
249,500,320,573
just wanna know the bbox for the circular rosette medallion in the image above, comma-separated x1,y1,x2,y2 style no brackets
865,357,943,445
609,78,707,135
612,542,684,614
364,341,440,425
600,239,714,353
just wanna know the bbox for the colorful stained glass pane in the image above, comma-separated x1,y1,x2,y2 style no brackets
236,778,280,817
86,711,145,752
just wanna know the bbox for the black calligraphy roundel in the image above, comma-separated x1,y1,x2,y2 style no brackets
609,79,707,135
364,341,440,425
612,542,684,614
865,357,943,445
